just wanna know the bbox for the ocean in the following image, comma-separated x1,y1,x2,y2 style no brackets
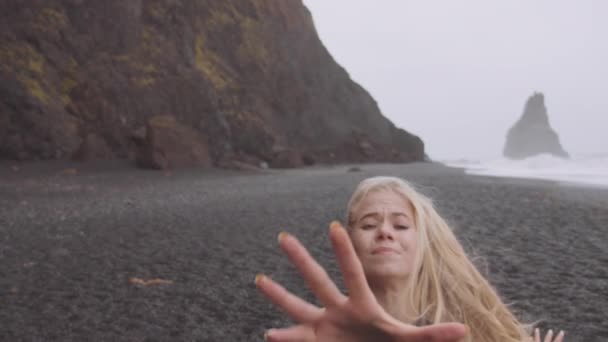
442,153,608,188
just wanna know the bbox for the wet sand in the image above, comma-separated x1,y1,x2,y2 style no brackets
1,161,607,341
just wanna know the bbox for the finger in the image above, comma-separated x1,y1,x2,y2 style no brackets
329,221,375,303
265,325,315,342
255,274,323,323
554,330,565,342
534,328,541,342
544,329,554,342
278,232,346,307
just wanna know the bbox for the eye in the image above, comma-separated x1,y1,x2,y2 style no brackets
361,224,376,230
394,224,409,230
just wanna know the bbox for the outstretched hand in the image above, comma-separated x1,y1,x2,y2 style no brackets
255,221,467,342
534,328,565,342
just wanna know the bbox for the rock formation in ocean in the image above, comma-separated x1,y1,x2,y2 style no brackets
503,92,569,160
0,0,424,169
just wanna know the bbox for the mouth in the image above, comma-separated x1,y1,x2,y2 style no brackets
371,247,399,255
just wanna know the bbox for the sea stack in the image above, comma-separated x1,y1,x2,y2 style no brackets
503,92,569,160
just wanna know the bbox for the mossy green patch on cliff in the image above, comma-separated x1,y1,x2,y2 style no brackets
112,48,158,87
207,8,236,27
149,115,176,127
39,8,67,27
60,77,77,104
28,57,44,74
128,26,160,88
238,18,270,70
122,58,158,75
140,27,162,57
60,58,79,105
132,61,158,87
0,43,50,103
205,2,251,29
133,77,156,87
0,44,45,74
17,75,50,103
205,4,269,73
59,77,78,105
147,2,168,20
195,35,231,89
29,8,68,36
139,63,157,73
113,54,131,62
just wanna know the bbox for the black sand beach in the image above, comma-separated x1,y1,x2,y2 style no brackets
1,161,607,341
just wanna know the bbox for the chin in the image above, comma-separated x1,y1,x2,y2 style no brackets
365,264,409,279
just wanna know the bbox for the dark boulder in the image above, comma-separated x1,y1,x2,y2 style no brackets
134,115,212,170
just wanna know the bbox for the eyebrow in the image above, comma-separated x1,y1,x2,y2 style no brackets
358,212,410,222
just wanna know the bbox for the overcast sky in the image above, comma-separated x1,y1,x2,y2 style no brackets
303,0,607,160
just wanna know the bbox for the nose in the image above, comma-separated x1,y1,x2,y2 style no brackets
375,221,394,241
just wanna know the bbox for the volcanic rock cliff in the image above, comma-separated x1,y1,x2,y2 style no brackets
503,92,569,160
0,0,424,168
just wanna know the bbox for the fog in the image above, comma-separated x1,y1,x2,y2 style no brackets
303,0,607,160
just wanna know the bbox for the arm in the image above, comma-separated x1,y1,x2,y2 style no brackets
255,221,467,342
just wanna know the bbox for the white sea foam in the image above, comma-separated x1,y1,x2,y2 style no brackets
442,153,608,187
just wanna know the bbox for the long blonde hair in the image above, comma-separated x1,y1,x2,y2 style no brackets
346,176,532,342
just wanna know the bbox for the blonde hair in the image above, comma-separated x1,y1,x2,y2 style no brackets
346,176,532,342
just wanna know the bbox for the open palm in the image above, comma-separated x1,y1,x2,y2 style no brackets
255,222,467,342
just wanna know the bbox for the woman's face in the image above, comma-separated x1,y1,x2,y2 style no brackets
349,189,418,281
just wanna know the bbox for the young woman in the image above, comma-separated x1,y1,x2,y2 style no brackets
256,176,564,342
